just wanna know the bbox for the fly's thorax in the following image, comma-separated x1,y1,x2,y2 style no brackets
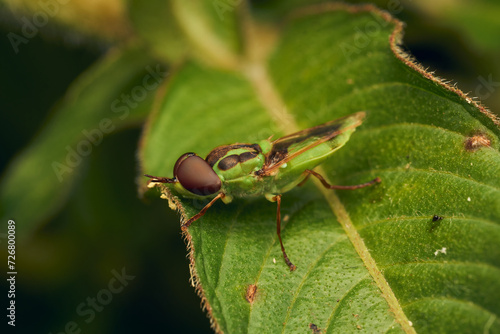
204,143,267,199
210,146,266,182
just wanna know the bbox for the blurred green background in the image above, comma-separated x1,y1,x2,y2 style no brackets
0,0,499,333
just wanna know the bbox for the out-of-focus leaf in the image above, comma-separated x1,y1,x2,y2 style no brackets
128,0,240,67
411,0,500,51
127,0,189,62
3,0,132,41
0,45,165,239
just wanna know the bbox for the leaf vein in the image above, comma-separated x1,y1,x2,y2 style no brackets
280,235,350,333
366,167,500,193
358,215,500,231
402,296,500,318
323,275,371,332
381,260,500,275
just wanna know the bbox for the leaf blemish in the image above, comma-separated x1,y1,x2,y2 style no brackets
429,215,443,232
245,284,257,304
309,323,322,333
464,132,491,151
432,215,443,222
434,247,447,256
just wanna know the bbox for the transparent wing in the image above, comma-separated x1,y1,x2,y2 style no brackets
259,112,365,175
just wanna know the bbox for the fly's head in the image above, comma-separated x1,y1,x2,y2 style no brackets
146,152,222,198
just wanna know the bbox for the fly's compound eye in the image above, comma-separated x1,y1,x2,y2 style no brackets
173,153,222,196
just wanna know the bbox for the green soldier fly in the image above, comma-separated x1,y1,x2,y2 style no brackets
145,112,380,271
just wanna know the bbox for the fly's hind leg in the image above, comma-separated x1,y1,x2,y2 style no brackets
304,169,381,190
272,195,296,272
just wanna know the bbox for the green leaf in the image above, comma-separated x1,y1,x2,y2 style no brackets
0,45,164,239
140,4,500,334
127,0,189,62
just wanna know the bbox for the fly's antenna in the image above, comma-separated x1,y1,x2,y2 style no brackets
144,174,177,183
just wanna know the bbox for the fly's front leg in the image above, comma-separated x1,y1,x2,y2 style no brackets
272,195,297,272
304,169,381,190
181,193,225,231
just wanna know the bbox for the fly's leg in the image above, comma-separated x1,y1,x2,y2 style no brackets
272,195,297,272
304,169,381,190
296,173,311,187
181,193,225,231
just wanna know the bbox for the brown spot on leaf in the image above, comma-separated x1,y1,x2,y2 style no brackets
309,323,322,333
245,284,257,303
465,133,491,151
429,215,443,233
